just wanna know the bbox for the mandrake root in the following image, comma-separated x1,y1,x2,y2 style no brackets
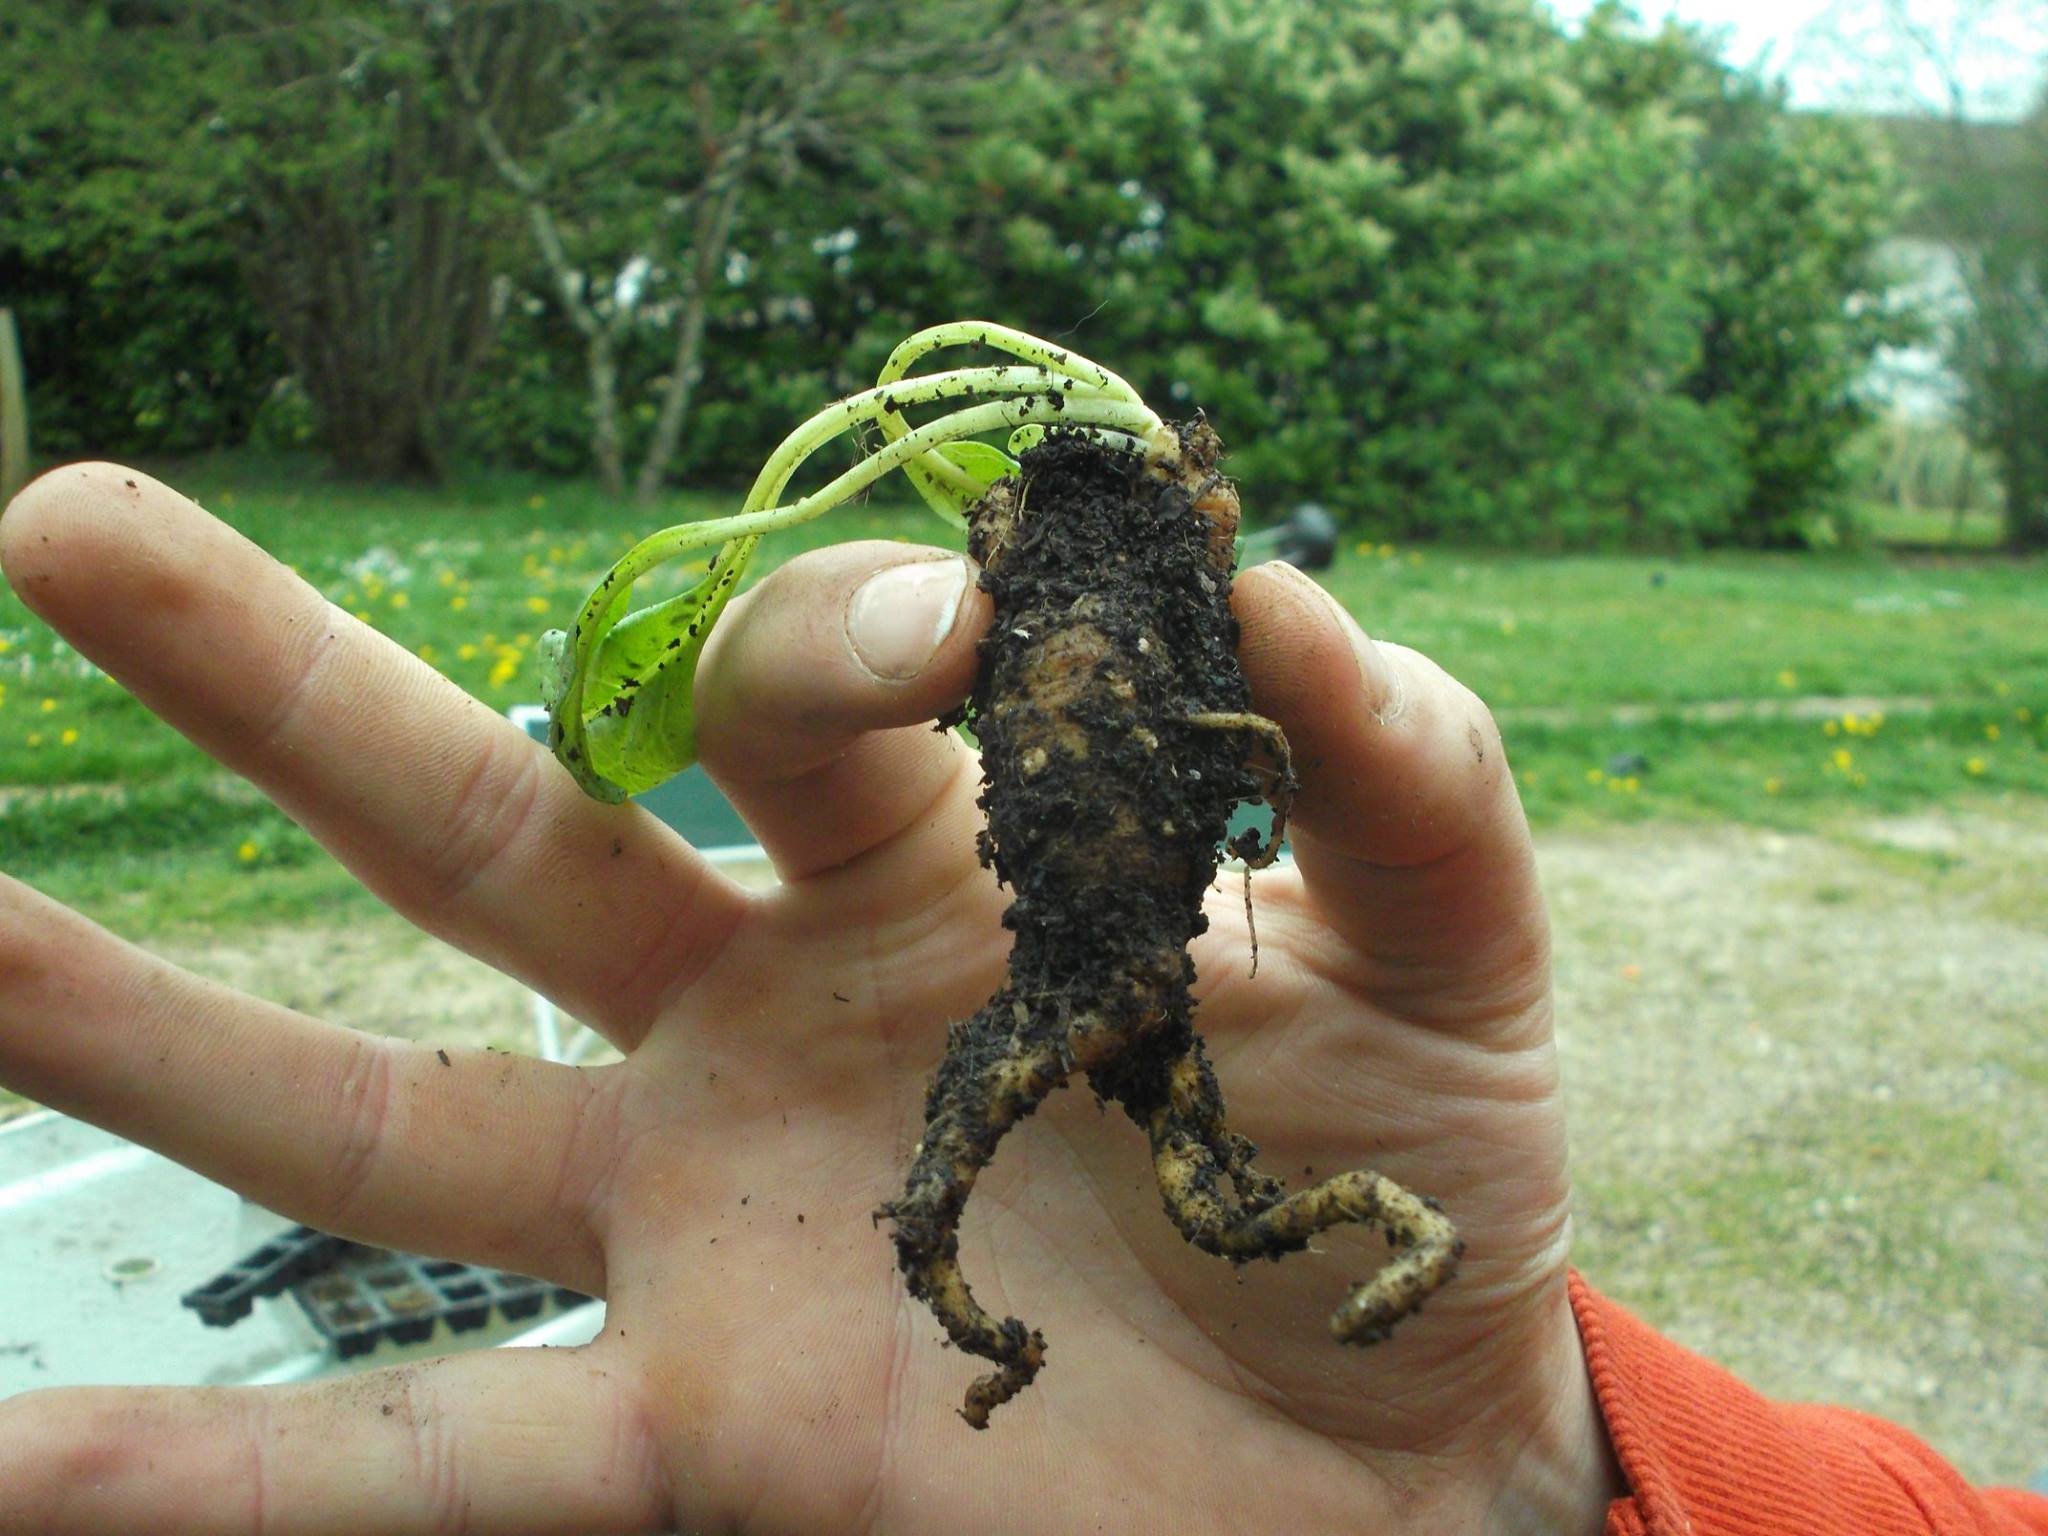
880,421,1460,1426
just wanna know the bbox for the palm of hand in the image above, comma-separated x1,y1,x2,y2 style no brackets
0,468,1605,1535
594,830,1574,1530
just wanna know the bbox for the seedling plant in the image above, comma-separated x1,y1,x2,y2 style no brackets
543,322,1461,1427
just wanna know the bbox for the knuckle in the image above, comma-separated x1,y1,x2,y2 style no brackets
539,1064,626,1286
392,1371,473,1535
247,618,346,760
322,1033,396,1230
420,727,545,908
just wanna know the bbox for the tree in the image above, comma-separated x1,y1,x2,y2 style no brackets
197,0,565,481
437,0,1119,504
1809,0,2048,548
1570,6,1907,547
836,0,1745,546
0,4,283,459
1948,98,2048,548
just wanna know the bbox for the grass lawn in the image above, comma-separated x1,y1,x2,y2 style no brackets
1,451,2043,933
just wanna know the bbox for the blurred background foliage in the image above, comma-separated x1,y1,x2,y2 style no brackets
0,0,2041,549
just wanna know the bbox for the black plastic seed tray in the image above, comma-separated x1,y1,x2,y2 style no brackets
292,1250,592,1359
180,1225,363,1327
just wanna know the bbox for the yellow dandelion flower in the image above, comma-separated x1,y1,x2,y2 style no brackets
527,494,547,511
1620,776,1641,794
59,727,78,746
548,546,566,563
438,569,457,587
1993,680,2011,696
1831,748,1853,771
1965,757,1987,776
1823,719,1839,736
389,591,410,610
26,732,42,748
39,697,55,713
2017,707,2033,723
1379,543,1396,559
1985,723,2001,741
457,643,479,661
1499,616,1518,635
1764,776,1783,795
1776,669,1797,690
1353,540,1374,557
450,595,468,612
415,643,437,663
237,840,260,863
0,638,12,654
1585,768,1605,784
525,596,550,614
352,608,372,623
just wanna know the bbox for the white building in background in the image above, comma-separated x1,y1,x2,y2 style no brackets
1864,236,1974,420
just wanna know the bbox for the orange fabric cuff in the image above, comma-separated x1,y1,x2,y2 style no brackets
1568,1273,2048,1536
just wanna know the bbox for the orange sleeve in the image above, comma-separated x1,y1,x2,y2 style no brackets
1569,1273,2048,1536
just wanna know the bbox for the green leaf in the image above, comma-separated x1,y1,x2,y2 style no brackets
537,628,575,716
547,539,756,800
937,440,1018,486
902,440,1018,523
1007,424,1047,456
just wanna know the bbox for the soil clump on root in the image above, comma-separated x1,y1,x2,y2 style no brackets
880,423,1461,1427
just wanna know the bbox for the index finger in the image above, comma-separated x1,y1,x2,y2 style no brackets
1,464,748,1041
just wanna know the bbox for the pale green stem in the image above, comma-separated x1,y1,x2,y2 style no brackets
560,365,1125,721
872,320,1151,498
557,387,1160,749
877,319,1147,402
738,363,1135,527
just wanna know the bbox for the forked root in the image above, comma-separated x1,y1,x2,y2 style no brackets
1130,1035,1463,1345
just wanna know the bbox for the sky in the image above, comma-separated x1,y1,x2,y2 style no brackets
1543,0,2048,116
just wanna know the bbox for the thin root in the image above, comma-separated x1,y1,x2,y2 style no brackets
1135,1038,1462,1343
1182,710,1296,868
881,996,1133,1428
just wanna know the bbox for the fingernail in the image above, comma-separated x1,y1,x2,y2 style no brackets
846,558,969,681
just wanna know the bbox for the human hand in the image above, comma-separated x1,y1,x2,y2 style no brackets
0,465,1619,1533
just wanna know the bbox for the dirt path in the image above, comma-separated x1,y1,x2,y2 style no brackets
1547,801,2047,1487
8,808,2041,1484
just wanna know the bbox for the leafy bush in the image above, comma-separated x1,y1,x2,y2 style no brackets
838,0,1746,544
1570,5,1909,547
0,6,283,457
